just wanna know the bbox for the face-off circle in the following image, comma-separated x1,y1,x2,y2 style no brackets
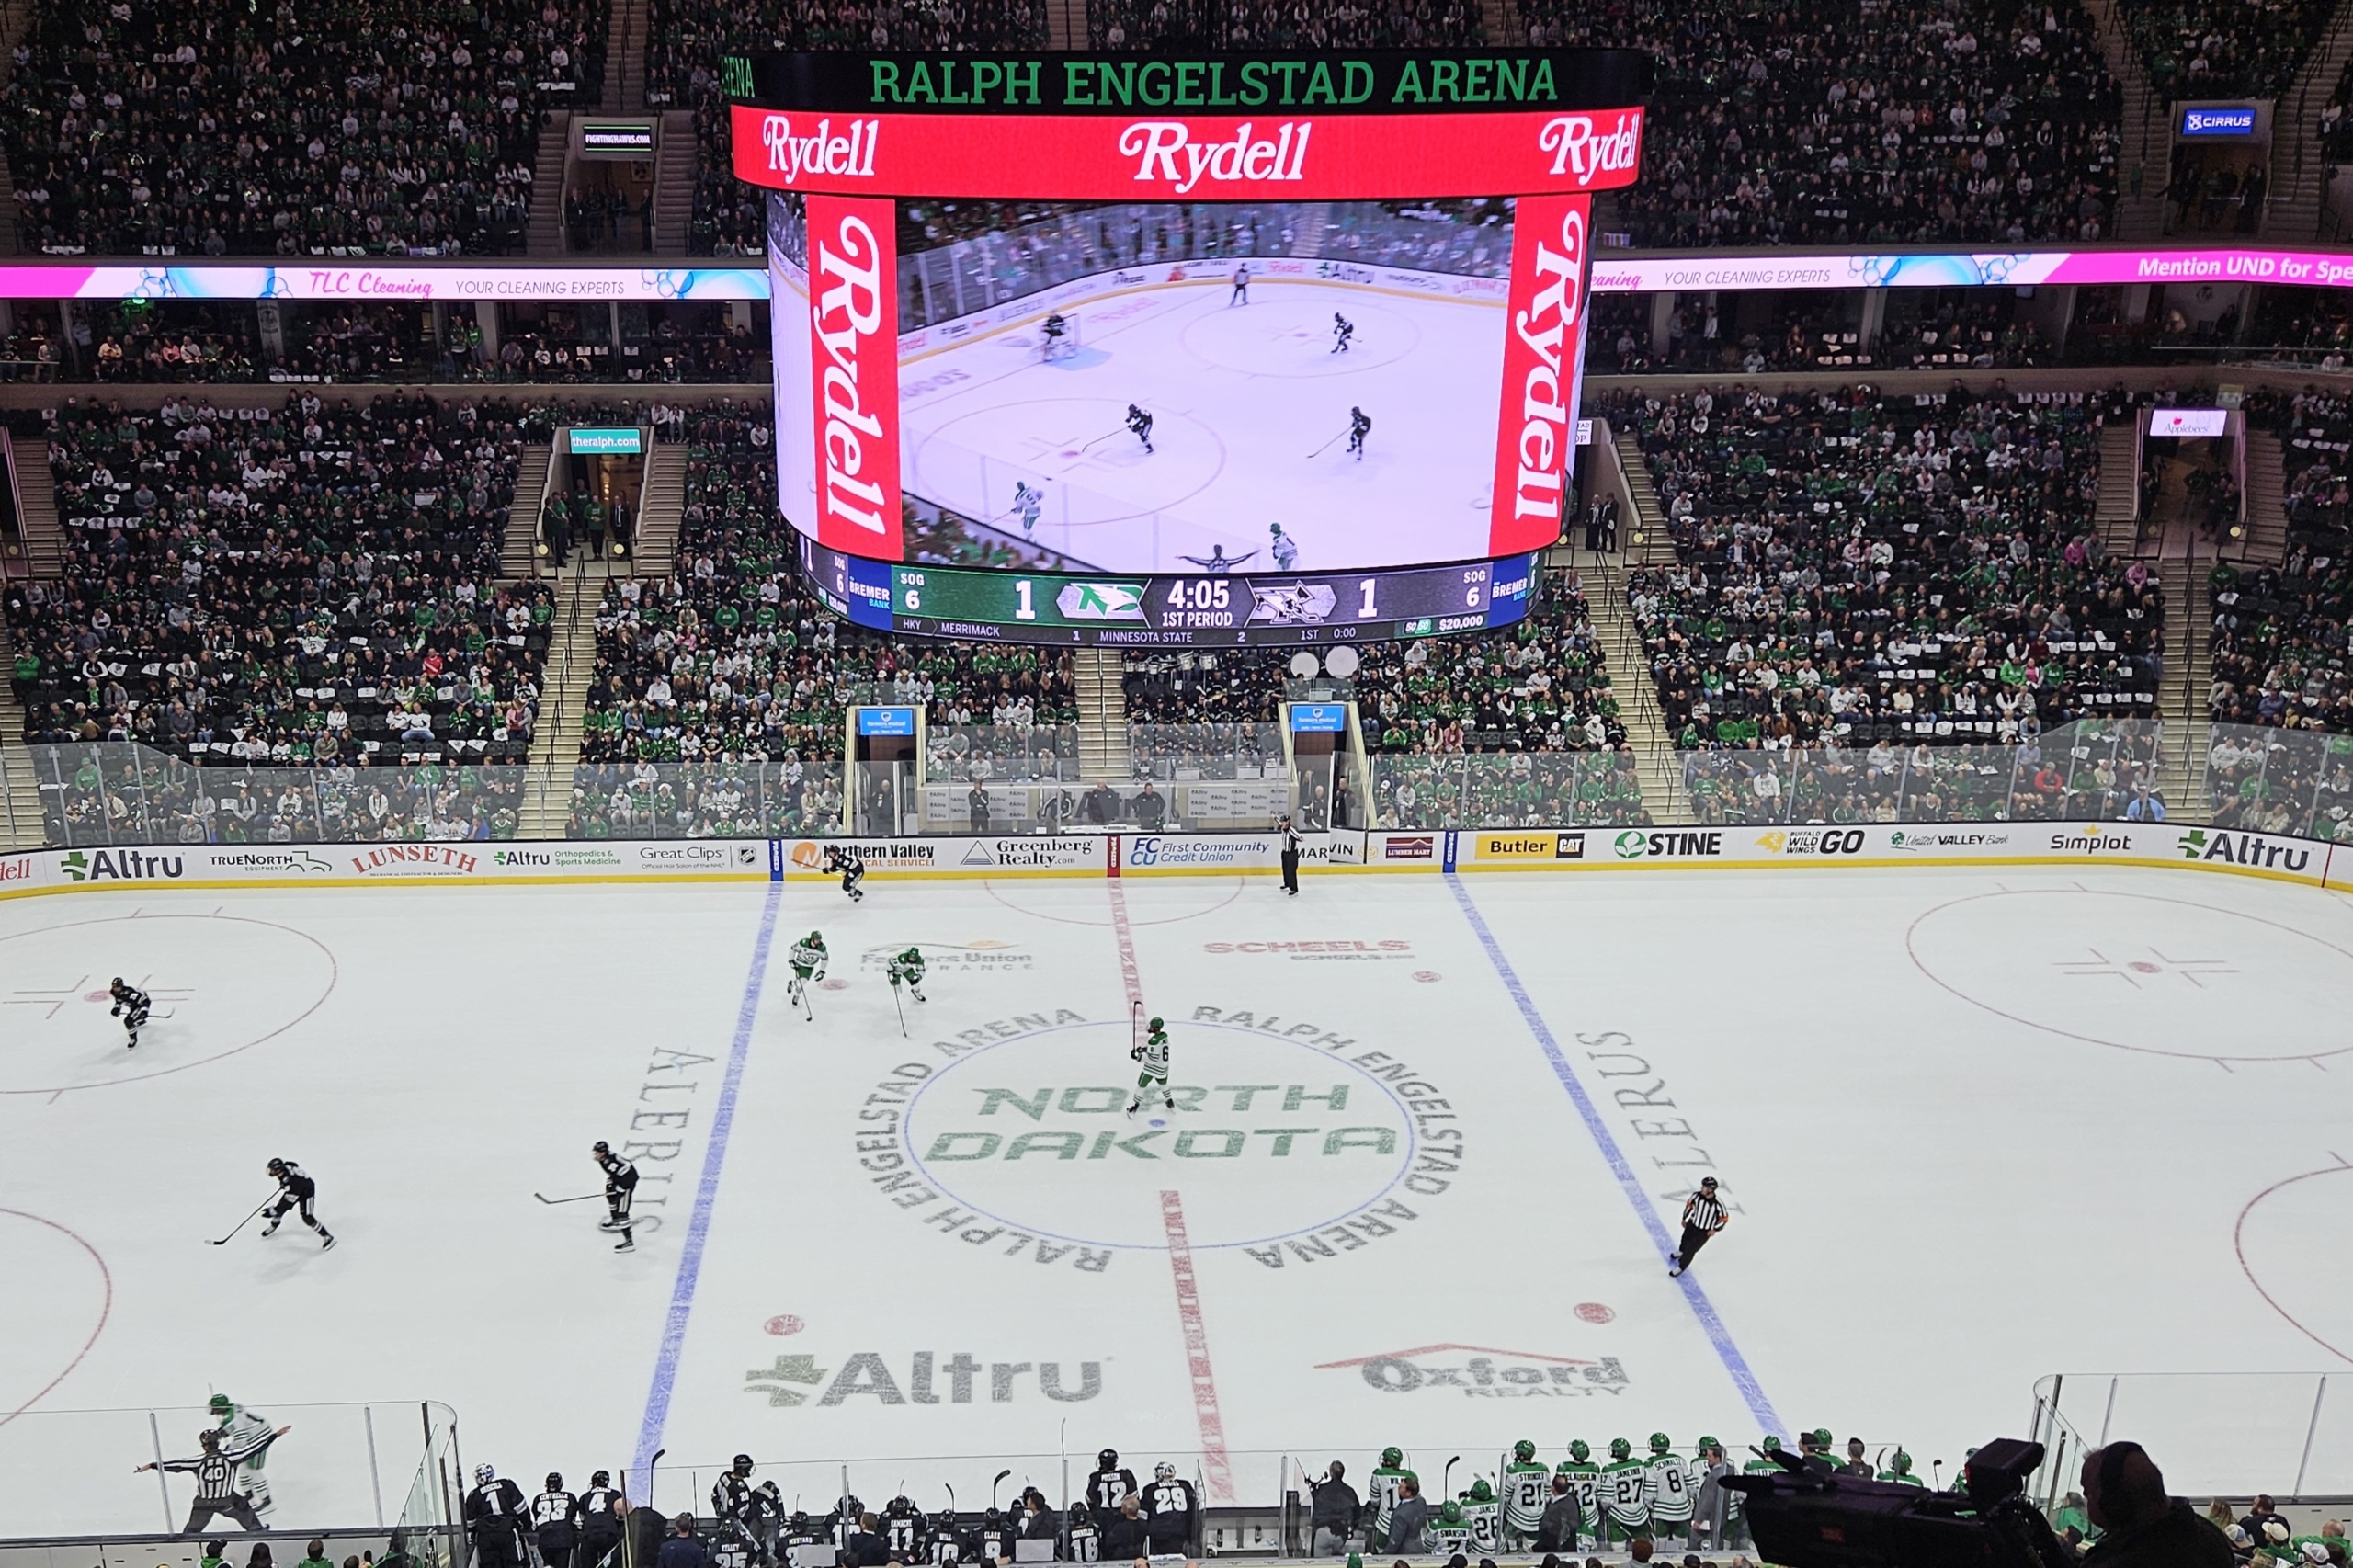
1905,889,2353,1061
0,1209,110,1425
903,1018,1416,1250
2236,1164,2353,1362
764,1314,806,1336
0,914,338,1094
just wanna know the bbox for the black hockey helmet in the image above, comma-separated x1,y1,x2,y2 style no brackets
594,1141,612,1156
1068,1502,1091,1525
888,1495,915,1515
1098,1449,1119,1470
592,1471,612,1488
267,1157,287,1175
734,1454,755,1474
548,1473,563,1490
982,1507,1006,1528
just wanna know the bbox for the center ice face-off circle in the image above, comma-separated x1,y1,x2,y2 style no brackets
903,1019,1415,1250
1905,889,2353,1061
0,914,337,1094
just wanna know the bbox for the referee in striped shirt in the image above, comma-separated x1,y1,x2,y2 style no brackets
1668,1176,1728,1278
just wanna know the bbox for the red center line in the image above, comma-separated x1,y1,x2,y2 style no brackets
1159,1189,1234,1505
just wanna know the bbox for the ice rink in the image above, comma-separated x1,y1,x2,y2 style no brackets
6,862,2353,1532
899,279,1506,574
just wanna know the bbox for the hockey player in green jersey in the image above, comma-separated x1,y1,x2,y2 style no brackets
209,1394,277,1516
1878,1451,1925,1487
1126,1014,1172,1115
886,947,927,1002
1601,1439,1649,1542
1501,1442,1550,1550
1643,1434,1693,1541
788,932,826,1019
1426,1501,1473,1561
1557,1441,1603,1545
1460,1479,1502,1557
1367,1449,1415,1549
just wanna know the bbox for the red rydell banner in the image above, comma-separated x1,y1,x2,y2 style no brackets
1489,193,1589,557
806,194,904,558
732,103,1642,199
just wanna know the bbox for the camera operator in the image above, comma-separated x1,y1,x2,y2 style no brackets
2080,1444,2233,1568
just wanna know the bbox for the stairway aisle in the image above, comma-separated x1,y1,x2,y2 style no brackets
1074,647,1131,781
519,573,604,838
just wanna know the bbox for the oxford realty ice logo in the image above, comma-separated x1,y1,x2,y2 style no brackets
1319,1343,1629,1399
744,1349,1102,1408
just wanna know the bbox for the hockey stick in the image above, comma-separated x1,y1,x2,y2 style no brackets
991,1471,1011,1509
1305,427,1348,459
535,1191,602,1205
1442,1457,1461,1500
1078,426,1132,453
891,979,908,1039
207,1196,273,1245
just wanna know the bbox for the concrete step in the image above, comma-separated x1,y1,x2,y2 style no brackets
11,428,64,578
0,621,46,847
1074,647,1131,780
1567,552,1692,824
529,119,571,257
631,438,685,577
519,574,601,837
501,444,555,580
2094,423,2143,555
654,110,697,256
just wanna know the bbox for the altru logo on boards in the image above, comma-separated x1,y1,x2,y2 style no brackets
60,849,185,881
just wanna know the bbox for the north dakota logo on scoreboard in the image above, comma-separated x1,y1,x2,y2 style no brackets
1055,581,1147,619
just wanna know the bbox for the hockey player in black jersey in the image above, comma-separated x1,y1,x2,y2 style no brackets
881,1495,926,1561
1142,1464,1199,1555
714,1455,786,1566
823,846,867,902
263,1157,335,1248
578,1472,626,1568
593,1141,639,1254
109,977,151,1048
532,1474,583,1568
135,1424,290,1533
1125,404,1154,453
1347,406,1372,460
466,1466,531,1568
1084,1449,1138,1516
1331,313,1355,353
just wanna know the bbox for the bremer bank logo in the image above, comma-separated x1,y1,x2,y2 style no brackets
1119,120,1312,195
761,115,881,184
1539,112,1640,182
1491,194,1586,551
809,197,901,551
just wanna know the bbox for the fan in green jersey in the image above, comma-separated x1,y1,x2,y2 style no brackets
1878,1451,1925,1488
1643,1434,1693,1540
1126,1015,1173,1115
1601,1438,1650,1542
1367,1449,1416,1550
886,946,927,1002
788,932,826,1019
1557,1441,1603,1544
1502,1441,1550,1550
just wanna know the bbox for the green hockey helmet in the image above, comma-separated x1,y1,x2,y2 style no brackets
208,1394,233,1416
1812,1428,1834,1448
1382,1448,1404,1469
1149,1017,1165,1030
1468,1480,1494,1504
808,930,824,944
1608,1439,1631,1460
1891,1451,1913,1475
1648,1434,1671,1454
1439,1502,1463,1525
1761,1437,1783,1453
1696,1437,1719,1454
902,946,921,959
1513,1441,1536,1463
1568,1441,1590,1462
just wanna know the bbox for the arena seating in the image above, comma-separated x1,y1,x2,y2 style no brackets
1086,0,1483,50
6,394,551,771
3,0,596,256
2118,0,2334,100
643,0,1047,256
1529,0,2121,248
2207,556,2353,732
1609,384,2164,749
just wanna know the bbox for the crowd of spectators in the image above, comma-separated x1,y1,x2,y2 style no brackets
1087,0,1481,51
2252,385,2353,550
643,0,1045,256
2120,0,2334,101
87,303,266,383
5,393,551,778
4,0,592,257
1529,0,2120,248
1611,383,2165,751
2207,554,2353,732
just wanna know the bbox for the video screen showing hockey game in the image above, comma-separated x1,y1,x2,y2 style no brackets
772,191,1533,576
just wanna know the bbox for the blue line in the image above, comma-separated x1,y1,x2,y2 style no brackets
1447,875,1785,1436
632,879,783,1486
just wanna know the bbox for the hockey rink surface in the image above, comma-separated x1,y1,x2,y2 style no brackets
899,279,1505,574
6,862,2353,1532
